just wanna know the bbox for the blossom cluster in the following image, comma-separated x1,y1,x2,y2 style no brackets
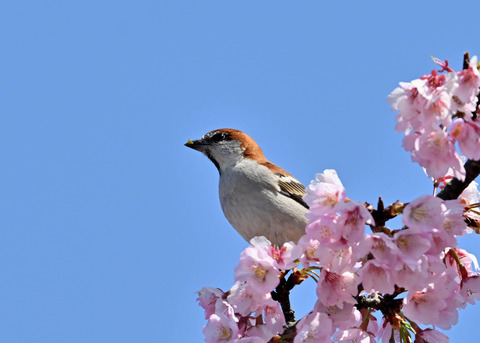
197,55,480,342
295,170,479,342
198,237,301,343
198,169,480,343
388,56,480,181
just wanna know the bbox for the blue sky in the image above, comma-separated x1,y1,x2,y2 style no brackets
1,1,480,342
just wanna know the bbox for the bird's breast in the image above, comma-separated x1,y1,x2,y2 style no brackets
218,162,308,246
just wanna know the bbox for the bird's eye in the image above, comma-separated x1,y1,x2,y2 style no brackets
209,131,229,143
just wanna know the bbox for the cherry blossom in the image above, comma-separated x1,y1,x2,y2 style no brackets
403,287,447,327
414,328,449,343
316,268,358,307
460,275,480,306
234,241,280,294
203,313,239,343
293,311,334,343
402,194,445,231
234,337,265,343
442,200,469,237
388,55,480,180
450,118,480,160
227,282,266,316
332,328,375,343
249,236,302,270
336,201,374,243
358,259,395,294
357,233,398,262
445,248,479,279
453,55,480,113
304,169,346,216
197,287,227,319
314,301,362,330
411,128,465,181
387,79,428,132
261,298,286,337
393,230,431,267
403,269,461,330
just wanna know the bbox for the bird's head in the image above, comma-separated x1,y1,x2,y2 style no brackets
185,129,265,172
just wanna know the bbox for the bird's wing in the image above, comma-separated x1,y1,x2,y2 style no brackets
277,174,309,209
260,161,309,209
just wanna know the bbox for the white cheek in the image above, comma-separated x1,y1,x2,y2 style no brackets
209,142,245,168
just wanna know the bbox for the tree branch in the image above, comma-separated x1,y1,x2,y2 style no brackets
437,159,480,201
271,276,296,324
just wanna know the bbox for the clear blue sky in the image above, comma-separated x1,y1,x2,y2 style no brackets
1,1,479,342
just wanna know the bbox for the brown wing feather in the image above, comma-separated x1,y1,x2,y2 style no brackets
277,174,309,209
259,159,309,209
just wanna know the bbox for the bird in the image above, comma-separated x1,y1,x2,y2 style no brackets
185,128,309,246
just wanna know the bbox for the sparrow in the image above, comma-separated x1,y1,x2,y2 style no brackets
185,128,309,246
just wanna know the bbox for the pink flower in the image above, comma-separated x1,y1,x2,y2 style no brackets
316,268,358,307
358,259,395,294
294,311,334,343
445,248,479,279
269,242,302,270
426,228,457,256
403,288,447,326
393,230,431,268
249,236,301,270
238,297,286,341
357,233,398,262
332,328,375,343
297,235,322,266
388,61,479,181
421,71,457,128
304,169,346,216
411,128,465,181
234,243,280,294
336,202,374,243
358,234,435,292
442,200,468,237
234,337,265,343
315,244,355,272
402,195,445,231
241,325,273,342
305,214,338,243
460,275,480,305
388,70,457,132
401,129,418,153
450,118,480,160
403,272,460,330
197,287,227,319
203,313,239,343
387,79,428,132
314,301,362,329
390,257,431,292
261,298,286,336
453,55,480,113
415,328,449,343
227,282,267,316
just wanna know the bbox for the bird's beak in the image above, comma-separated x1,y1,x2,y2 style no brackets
184,138,205,152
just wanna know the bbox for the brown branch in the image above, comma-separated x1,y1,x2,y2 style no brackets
437,159,480,200
271,270,307,325
463,51,470,70
366,197,403,235
271,276,295,324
